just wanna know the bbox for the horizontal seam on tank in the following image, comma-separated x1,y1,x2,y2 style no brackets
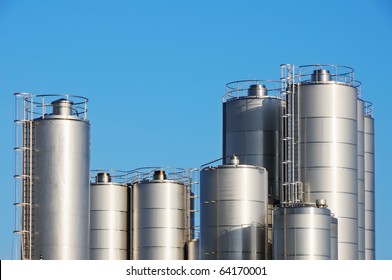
299,141,357,146
90,248,127,250
91,210,128,213
133,208,186,211
210,251,264,253
338,241,358,245
364,210,375,213
275,227,329,230
90,229,128,232
133,246,185,249
201,199,266,203
202,225,265,228
299,166,357,171
307,190,357,195
299,116,356,122
283,254,331,258
134,227,186,230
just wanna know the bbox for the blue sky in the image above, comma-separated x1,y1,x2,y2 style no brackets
0,0,391,260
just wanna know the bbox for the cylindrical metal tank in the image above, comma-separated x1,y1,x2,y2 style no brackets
292,65,359,259
187,239,199,260
364,103,375,260
273,201,332,260
132,168,187,260
90,171,130,260
200,156,268,260
331,215,338,260
357,99,365,259
25,95,90,260
223,80,281,202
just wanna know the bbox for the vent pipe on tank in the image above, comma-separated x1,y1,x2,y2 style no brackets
153,170,167,180
52,99,74,116
248,84,267,97
229,155,240,165
316,198,328,208
311,69,331,82
96,172,112,183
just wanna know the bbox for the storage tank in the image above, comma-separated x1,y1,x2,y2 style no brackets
273,199,332,260
364,102,375,259
90,171,130,260
187,239,199,260
200,156,268,260
15,94,90,260
223,80,281,259
331,214,338,260
357,98,365,259
131,168,187,260
283,65,359,259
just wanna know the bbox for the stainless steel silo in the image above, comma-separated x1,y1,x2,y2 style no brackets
331,215,338,260
223,80,281,259
16,94,90,260
187,239,199,260
357,99,365,259
131,168,187,260
364,102,375,260
200,156,268,260
90,171,130,260
273,200,332,260
283,65,359,259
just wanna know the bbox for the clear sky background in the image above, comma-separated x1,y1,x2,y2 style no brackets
0,0,391,260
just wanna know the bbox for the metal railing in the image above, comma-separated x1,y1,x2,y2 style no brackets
127,167,188,185
364,101,373,117
90,169,130,184
223,80,281,102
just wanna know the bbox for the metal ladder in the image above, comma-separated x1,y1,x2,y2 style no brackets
280,65,303,204
13,94,34,260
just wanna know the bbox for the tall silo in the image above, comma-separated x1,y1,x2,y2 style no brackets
364,102,375,259
131,168,187,260
200,156,268,260
90,171,130,260
14,93,90,260
273,199,332,260
357,98,365,259
223,80,281,259
281,64,359,259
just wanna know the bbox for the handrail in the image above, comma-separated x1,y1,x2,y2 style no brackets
127,166,188,185
364,101,373,117
223,79,281,102
90,169,129,184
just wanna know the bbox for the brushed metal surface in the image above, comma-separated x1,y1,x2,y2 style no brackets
90,182,129,260
200,164,268,260
31,115,90,260
273,206,331,260
296,82,359,260
223,96,281,200
357,100,365,259
187,239,199,260
132,181,186,260
364,115,375,259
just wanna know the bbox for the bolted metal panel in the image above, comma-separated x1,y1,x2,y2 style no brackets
357,100,365,259
90,180,129,260
296,82,358,260
200,164,268,260
132,181,186,260
32,116,90,260
187,239,199,260
273,206,332,260
364,115,375,259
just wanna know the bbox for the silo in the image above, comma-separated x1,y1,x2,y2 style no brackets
90,171,130,260
273,200,332,260
15,94,90,260
284,65,359,259
200,156,268,260
364,102,375,259
357,99,365,259
187,239,199,260
331,215,339,260
132,168,187,260
223,80,281,259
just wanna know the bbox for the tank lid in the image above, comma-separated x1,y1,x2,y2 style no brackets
248,84,267,97
52,98,74,116
153,170,167,180
96,172,111,183
229,155,240,165
311,69,332,82
316,198,328,208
